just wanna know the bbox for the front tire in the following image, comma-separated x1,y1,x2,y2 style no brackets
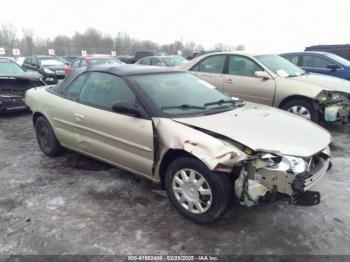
164,157,233,224
35,116,62,157
281,99,320,123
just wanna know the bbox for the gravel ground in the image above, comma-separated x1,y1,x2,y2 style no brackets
0,111,349,255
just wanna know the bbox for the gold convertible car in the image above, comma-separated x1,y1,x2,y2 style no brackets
181,52,350,123
25,65,332,223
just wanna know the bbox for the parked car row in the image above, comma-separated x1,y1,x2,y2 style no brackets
2,49,350,123
2,48,350,223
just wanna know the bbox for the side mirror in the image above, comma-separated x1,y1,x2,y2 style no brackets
255,70,271,79
326,64,341,71
112,101,140,116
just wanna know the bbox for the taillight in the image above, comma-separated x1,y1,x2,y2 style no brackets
64,65,72,75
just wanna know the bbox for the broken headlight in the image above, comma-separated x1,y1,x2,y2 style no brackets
258,153,309,175
316,90,349,104
43,67,55,74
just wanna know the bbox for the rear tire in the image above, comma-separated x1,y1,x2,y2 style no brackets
35,116,62,157
164,157,233,224
281,99,320,123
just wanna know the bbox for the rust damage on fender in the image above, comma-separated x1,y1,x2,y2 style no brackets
152,118,247,181
213,163,232,172
184,140,199,146
215,152,238,160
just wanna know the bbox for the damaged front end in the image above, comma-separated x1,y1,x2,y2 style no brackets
235,147,331,207
316,90,350,123
153,117,331,208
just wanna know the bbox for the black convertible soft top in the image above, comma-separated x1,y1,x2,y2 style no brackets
60,64,184,88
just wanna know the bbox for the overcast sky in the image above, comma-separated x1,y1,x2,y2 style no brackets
1,0,349,53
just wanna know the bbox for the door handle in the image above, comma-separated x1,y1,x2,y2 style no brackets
225,79,234,84
74,113,85,121
201,74,211,78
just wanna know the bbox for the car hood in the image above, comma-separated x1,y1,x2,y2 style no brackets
42,65,67,70
287,73,350,93
173,103,331,158
0,71,42,80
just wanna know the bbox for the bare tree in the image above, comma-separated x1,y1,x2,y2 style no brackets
22,28,35,55
236,44,245,51
0,22,17,54
0,24,246,57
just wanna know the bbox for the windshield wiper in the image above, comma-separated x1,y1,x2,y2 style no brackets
161,104,206,110
204,99,239,107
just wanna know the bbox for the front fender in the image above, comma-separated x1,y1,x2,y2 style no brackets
152,118,247,181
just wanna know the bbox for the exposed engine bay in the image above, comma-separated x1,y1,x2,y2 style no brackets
234,148,331,207
316,90,350,123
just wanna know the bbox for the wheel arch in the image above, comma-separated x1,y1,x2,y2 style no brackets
158,149,207,189
278,95,316,109
33,112,47,125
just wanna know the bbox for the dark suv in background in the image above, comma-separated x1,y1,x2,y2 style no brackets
22,56,68,84
0,57,45,113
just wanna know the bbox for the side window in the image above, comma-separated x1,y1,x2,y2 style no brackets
80,59,88,67
79,72,136,110
140,57,151,65
284,55,299,65
62,73,89,99
191,55,226,74
24,58,32,65
151,58,162,66
72,59,81,68
228,56,263,77
302,55,330,68
32,58,38,66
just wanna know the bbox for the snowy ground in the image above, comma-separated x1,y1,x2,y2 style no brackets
0,111,349,255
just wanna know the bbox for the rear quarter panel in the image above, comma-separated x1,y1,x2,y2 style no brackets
25,86,77,147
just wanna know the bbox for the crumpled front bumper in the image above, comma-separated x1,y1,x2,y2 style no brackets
235,148,331,207
324,103,350,123
292,153,330,193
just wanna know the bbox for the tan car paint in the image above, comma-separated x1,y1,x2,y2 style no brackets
26,83,331,199
173,103,331,158
27,87,154,179
181,52,350,108
222,74,276,105
192,71,224,90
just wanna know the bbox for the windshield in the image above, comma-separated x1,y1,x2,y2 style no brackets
0,62,25,74
131,73,239,116
89,58,123,65
38,58,66,66
325,53,350,67
163,56,187,66
255,54,305,77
